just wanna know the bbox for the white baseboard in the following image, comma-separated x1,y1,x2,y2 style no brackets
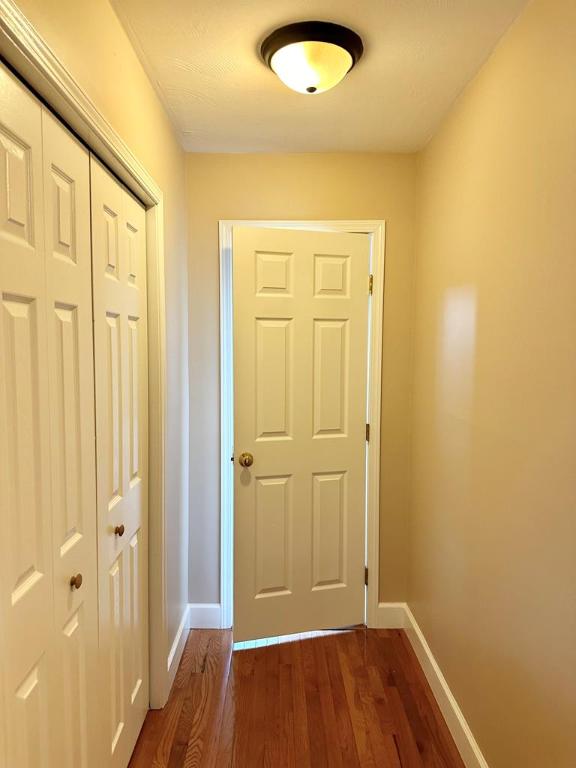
371,601,409,628
166,604,190,680
188,603,222,629
375,602,489,768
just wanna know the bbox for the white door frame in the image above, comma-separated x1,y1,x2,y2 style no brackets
219,220,386,632
0,0,173,707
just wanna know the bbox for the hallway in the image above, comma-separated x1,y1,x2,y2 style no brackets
1,0,574,765
130,627,465,767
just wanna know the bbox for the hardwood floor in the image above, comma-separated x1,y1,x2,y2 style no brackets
129,627,465,767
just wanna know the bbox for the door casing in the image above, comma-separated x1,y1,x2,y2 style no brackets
219,220,386,632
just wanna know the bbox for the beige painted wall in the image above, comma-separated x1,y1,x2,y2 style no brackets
14,0,191,664
186,153,417,603
411,0,576,765
13,4,574,763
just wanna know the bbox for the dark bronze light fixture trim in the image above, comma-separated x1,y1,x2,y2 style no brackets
261,21,364,71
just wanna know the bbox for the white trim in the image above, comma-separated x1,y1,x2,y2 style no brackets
0,0,171,708
219,219,386,632
373,602,409,629
219,222,234,630
374,603,490,768
188,604,222,630
166,605,190,677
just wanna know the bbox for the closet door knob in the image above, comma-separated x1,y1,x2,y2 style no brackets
114,524,125,537
70,573,83,590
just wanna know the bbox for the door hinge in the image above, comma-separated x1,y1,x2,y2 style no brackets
365,566,369,586
368,274,374,295
366,423,370,442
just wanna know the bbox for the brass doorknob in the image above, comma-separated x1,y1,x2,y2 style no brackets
114,524,125,537
70,573,83,590
238,452,254,468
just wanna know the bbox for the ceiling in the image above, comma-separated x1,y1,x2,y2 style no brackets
112,0,527,153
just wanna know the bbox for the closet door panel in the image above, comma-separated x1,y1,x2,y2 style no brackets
92,165,127,765
122,192,148,731
0,65,54,768
91,157,148,768
42,110,99,768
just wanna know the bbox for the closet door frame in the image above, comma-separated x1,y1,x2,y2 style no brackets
0,1,176,707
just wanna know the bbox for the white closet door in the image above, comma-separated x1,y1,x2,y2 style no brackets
41,110,100,768
91,157,149,768
0,65,54,768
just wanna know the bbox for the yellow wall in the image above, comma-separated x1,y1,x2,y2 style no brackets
186,153,417,603
411,0,576,765
14,0,191,661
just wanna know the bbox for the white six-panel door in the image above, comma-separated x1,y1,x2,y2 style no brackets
90,158,149,768
233,226,370,642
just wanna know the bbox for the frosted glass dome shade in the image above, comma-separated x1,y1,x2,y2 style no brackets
270,40,353,94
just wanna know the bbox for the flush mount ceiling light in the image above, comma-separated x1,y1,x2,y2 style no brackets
261,21,364,95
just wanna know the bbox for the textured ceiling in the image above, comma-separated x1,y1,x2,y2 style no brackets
112,0,527,152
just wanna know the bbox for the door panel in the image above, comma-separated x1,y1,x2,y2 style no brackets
254,475,293,597
0,65,55,768
233,227,370,641
312,471,347,590
313,318,349,435
41,109,99,768
60,607,89,768
127,532,144,705
108,554,125,757
255,318,292,439
12,655,51,768
91,157,148,768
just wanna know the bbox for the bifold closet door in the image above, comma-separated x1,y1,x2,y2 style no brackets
90,158,149,768
0,65,99,767
0,60,54,768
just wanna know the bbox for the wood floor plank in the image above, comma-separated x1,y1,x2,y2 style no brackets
229,648,257,765
277,647,296,767
301,638,330,767
168,630,231,768
198,631,233,768
313,637,344,768
263,643,283,767
321,635,362,768
289,639,312,768
337,633,377,767
130,627,466,768
245,646,269,766
213,668,235,767
346,630,402,767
